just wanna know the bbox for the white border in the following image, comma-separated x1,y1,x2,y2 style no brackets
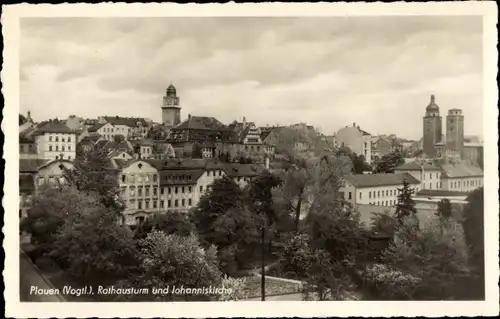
2,2,499,317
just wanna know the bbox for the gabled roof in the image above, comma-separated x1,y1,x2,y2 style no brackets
33,120,74,135
343,173,420,188
173,116,227,131
159,169,205,186
441,163,483,178
394,161,442,171
102,116,149,127
87,123,107,132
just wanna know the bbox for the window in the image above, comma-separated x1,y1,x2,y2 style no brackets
55,136,59,142
55,156,59,160
68,137,71,142
175,200,179,207
138,188,143,197
182,199,185,206
138,201,142,209
200,186,203,192
160,201,164,208
369,191,371,199
153,174,158,182
182,186,185,193
129,174,135,183
175,187,178,194
385,190,388,196
161,188,164,195
49,145,53,151
359,192,362,199
68,145,71,151
62,145,65,151
145,187,150,197
67,156,71,160
188,199,192,206
219,170,222,176
145,201,150,209
168,187,172,194
56,145,59,151
49,136,52,142
62,137,65,142
168,200,171,207
348,192,352,200
377,191,380,197
188,186,192,193
153,188,158,196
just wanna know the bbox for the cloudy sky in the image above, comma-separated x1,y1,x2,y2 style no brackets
20,16,483,139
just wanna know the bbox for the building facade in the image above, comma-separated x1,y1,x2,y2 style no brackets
340,173,421,207
336,123,372,164
33,120,77,161
440,163,483,192
422,95,443,157
394,161,443,190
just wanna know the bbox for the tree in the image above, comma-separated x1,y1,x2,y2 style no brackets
134,211,194,240
120,232,222,301
50,195,139,280
436,198,452,220
20,185,87,254
394,180,417,226
461,187,484,298
374,151,405,173
113,134,125,143
63,145,125,216
373,216,471,300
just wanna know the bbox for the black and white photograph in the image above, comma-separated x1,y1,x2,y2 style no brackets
3,2,498,318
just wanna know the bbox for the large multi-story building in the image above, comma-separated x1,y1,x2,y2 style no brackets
371,135,392,161
335,123,372,164
114,157,266,225
32,120,77,161
394,161,443,190
440,163,483,192
422,95,443,157
340,173,421,207
445,108,465,157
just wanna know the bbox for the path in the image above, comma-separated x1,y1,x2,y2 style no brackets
19,252,65,302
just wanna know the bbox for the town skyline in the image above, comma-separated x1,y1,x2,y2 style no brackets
20,16,483,140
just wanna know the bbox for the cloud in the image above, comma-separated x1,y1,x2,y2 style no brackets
20,16,483,139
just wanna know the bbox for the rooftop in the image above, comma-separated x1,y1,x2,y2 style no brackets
33,120,74,135
344,172,420,188
173,116,227,131
416,189,471,197
441,163,483,178
394,161,442,171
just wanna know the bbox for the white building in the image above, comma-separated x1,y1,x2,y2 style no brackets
336,123,372,164
340,173,421,207
440,163,483,192
394,162,443,190
32,120,77,161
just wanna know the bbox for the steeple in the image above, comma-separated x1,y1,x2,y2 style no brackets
426,94,439,113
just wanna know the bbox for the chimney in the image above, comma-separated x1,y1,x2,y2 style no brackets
243,116,246,126
27,111,31,120
353,122,356,127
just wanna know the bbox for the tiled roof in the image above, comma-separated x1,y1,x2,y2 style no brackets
416,189,471,197
102,116,149,127
222,163,264,178
441,163,483,178
135,138,154,146
20,174,35,191
394,161,442,171
173,116,227,131
87,123,107,132
33,120,74,135
19,159,51,173
159,169,205,186
344,173,420,188
111,158,136,169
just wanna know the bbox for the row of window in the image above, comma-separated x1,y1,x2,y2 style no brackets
48,145,72,152
121,173,158,183
425,173,440,180
369,200,397,207
450,179,482,189
367,189,401,199
129,198,193,210
48,136,72,142
121,185,197,197
54,155,72,160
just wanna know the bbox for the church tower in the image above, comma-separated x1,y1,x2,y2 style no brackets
446,108,465,157
422,94,442,157
161,84,181,128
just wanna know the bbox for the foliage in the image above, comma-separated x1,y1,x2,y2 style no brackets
374,151,405,173
461,187,484,298
20,185,87,253
216,275,249,301
122,232,222,301
134,211,194,240
378,216,471,300
436,198,453,220
49,191,139,279
63,145,125,216
394,180,417,226
363,263,421,299
277,232,313,279
370,211,398,237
